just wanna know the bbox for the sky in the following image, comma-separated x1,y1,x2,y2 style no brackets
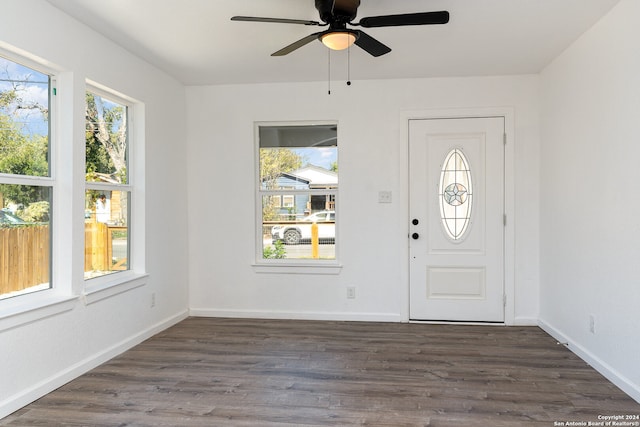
294,146,337,170
0,56,49,137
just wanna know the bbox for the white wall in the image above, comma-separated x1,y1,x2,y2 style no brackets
1,0,636,417
186,74,540,324
0,0,189,417
539,0,640,402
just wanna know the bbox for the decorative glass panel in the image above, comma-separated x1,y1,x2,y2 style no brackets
439,148,472,240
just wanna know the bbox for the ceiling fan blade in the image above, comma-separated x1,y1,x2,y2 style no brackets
231,16,321,26
354,30,391,57
357,11,449,28
272,32,323,56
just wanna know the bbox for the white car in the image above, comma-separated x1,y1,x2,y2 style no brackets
271,211,335,245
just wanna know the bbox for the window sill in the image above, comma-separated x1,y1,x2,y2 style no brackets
252,263,343,275
0,292,79,332
84,272,149,305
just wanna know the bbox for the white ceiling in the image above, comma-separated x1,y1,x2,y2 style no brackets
45,0,620,86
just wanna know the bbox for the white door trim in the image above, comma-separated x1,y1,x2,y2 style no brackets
399,107,515,325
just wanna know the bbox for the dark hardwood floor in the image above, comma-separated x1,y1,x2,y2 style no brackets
2,317,639,426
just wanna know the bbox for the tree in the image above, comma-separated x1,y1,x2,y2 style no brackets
260,148,303,221
0,85,49,207
259,148,303,188
85,92,127,183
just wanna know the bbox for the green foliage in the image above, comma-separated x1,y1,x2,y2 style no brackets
0,132,48,176
0,61,51,221
263,239,287,259
0,88,18,107
0,103,49,206
19,200,49,222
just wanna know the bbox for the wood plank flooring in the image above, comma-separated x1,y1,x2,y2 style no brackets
2,317,639,426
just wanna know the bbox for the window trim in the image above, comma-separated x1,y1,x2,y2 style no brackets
84,271,148,305
0,291,78,332
254,121,340,269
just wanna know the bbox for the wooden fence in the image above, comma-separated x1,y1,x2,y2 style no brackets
84,222,127,273
0,226,50,296
0,223,127,296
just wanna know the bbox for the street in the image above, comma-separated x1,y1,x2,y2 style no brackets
112,239,128,260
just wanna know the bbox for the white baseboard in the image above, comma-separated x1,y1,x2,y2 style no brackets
189,308,402,323
0,310,189,419
513,316,539,326
538,318,640,404
190,310,538,326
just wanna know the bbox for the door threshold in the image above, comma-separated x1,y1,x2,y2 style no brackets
409,319,505,326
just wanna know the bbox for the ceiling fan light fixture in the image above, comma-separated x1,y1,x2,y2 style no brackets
321,31,357,50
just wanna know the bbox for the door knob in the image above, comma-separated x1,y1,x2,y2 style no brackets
412,218,419,225
412,233,419,240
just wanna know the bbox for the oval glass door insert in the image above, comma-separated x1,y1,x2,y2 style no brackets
439,148,473,240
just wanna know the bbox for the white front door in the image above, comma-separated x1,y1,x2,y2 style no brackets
409,117,505,322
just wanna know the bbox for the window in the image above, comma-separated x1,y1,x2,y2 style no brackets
84,89,130,280
282,195,294,208
439,148,473,241
0,56,52,300
258,123,337,261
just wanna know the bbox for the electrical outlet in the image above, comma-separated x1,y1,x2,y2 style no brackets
378,191,392,203
151,293,156,308
347,287,356,299
589,314,595,334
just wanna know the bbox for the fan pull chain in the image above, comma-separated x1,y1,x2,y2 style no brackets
327,48,331,95
347,43,351,86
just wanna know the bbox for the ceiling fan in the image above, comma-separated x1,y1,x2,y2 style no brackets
231,0,449,57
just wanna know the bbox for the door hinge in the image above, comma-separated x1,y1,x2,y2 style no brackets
503,294,507,307
503,133,507,145
503,214,507,226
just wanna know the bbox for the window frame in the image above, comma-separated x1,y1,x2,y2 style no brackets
253,121,341,273
0,53,55,299
83,81,146,299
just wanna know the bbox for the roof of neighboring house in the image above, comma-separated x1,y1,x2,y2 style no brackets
289,165,337,188
278,173,310,185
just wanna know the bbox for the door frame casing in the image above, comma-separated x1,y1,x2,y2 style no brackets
399,107,515,325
